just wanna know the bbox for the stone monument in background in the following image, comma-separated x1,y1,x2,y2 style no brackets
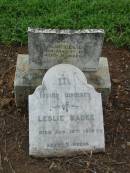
14,28,111,107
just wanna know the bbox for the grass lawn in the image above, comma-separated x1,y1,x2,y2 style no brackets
0,0,130,46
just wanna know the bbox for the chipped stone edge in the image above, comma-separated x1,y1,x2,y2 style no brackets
28,27,105,34
30,147,105,158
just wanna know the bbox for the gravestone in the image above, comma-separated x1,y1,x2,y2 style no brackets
28,28,104,71
29,64,105,157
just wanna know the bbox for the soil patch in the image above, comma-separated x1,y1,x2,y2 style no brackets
0,44,130,173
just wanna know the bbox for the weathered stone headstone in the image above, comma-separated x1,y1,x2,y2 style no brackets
29,64,105,157
28,28,104,71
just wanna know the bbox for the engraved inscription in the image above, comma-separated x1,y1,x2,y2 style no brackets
38,128,103,136
43,42,84,63
38,115,65,122
38,114,94,122
58,74,71,85
70,114,94,121
39,92,90,99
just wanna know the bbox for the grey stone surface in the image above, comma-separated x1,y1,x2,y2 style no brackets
29,64,105,157
28,28,104,71
14,54,111,107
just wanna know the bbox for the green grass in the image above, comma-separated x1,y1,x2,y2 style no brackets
0,0,130,47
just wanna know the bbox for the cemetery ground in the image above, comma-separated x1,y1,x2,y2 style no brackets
0,44,130,173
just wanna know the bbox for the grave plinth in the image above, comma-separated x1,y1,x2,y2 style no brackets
14,28,111,108
14,54,111,108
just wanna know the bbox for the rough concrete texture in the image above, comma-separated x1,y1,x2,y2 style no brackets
14,54,111,107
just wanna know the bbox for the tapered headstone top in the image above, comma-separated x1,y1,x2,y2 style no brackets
29,64,105,157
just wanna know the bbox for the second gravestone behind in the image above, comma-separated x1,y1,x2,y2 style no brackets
28,28,104,71
29,64,105,157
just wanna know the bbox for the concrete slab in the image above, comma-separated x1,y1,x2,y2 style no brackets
14,54,111,107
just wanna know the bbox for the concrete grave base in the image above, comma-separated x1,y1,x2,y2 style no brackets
14,54,111,108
